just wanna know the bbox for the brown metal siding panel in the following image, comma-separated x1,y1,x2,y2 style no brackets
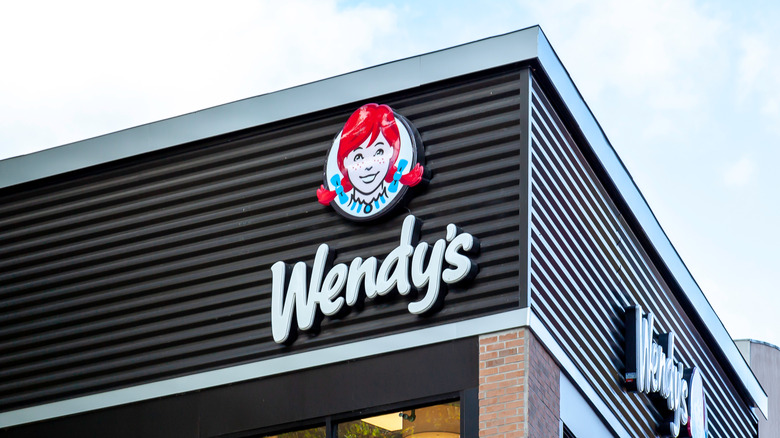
529,77,756,437
0,66,527,412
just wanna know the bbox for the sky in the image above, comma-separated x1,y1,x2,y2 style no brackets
0,0,778,349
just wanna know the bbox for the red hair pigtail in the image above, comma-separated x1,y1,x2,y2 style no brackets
399,163,424,187
317,172,355,205
341,178,353,193
316,185,337,205
384,164,397,183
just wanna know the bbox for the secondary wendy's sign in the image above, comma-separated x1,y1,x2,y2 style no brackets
624,306,708,438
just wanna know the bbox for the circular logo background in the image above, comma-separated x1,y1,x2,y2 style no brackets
319,105,425,221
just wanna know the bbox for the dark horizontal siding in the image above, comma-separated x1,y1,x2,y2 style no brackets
528,77,756,437
0,66,526,412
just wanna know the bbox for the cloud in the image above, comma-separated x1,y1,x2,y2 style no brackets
0,0,399,160
525,0,726,109
733,20,780,133
736,34,770,103
723,156,755,187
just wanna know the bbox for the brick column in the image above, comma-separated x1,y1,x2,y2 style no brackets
478,328,560,438
527,329,561,437
479,328,527,438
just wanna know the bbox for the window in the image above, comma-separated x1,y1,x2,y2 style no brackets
261,401,461,438
338,401,460,438
263,426,326,438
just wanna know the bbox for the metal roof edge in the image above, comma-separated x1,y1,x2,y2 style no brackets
0,26,541,190
736,338,780,353
532,29,769,417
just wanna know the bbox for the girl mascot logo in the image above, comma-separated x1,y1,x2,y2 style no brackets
316,103,427,221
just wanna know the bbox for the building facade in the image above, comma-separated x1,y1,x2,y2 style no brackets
737,340,780,438
0,27,768,437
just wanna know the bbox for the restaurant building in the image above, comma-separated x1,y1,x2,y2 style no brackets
0,26,769,437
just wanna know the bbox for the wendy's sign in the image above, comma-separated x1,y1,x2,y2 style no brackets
624,306,708,438
316,103,426,221
270,215,479,344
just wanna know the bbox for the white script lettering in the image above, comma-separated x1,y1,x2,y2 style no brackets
625,306,701,437
271,215,479,343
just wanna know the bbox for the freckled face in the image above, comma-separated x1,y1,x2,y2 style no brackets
344,133,393,195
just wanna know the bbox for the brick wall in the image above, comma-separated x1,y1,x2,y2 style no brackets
479,328,560,438
527,329,561,437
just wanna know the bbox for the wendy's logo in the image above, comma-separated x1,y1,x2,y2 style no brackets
316,103,426,221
